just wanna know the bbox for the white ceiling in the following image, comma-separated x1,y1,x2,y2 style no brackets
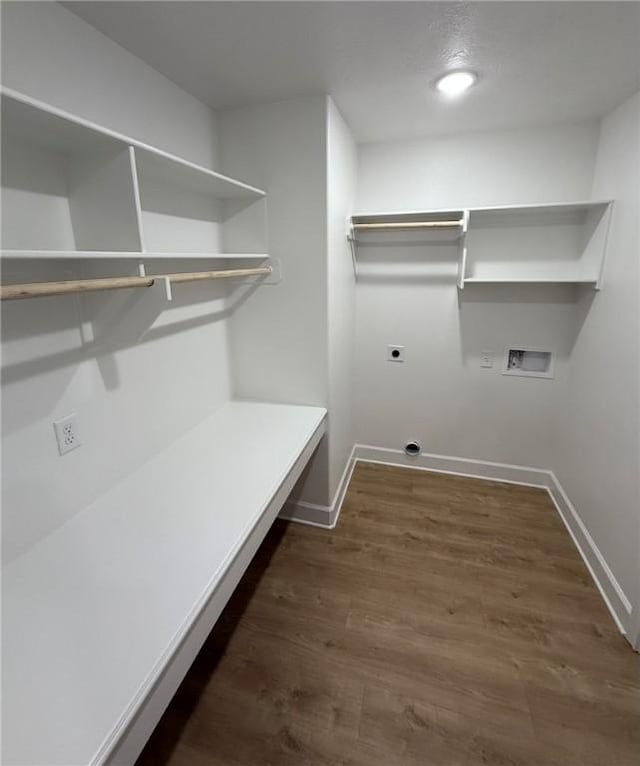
65,1,640,143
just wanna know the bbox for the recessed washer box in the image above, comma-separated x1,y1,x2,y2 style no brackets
502,347,554,378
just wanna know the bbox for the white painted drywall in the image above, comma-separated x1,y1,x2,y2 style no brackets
1,3,230,563
326,97,357,501
1,1,218,168
358,122,599,212
554,92,640,637
218,96,331,505
353,123,599,466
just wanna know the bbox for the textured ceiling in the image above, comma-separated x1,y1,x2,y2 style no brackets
65,1,640,143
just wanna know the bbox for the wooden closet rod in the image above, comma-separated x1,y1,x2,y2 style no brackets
0,266,272,301
353,220,462,230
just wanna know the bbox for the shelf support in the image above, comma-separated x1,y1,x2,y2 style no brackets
346,218,357,277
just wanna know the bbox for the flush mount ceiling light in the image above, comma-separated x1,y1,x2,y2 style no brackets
435,70,477,97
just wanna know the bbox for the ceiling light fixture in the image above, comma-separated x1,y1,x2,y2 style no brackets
435,70,477,97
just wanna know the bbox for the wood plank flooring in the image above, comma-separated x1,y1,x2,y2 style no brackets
136,462,640,766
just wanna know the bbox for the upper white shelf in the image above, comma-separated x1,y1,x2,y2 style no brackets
1,88,268,259
461,200,611,216
350,210,465,244
134,145,263,201
1,88,265,200
348,201,613,290
2,400,326,766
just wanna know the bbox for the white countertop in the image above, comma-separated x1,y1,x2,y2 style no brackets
2,400,326,766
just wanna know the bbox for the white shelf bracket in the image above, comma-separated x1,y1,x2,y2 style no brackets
155,275,173,303
457,209,470,290
82,273,172,349
346,217,357,276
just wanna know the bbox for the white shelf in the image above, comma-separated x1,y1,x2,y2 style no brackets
1,88,265,199
2,400,327,766
463,277,599,285
1,88,268,257
460,200,612,215
351,206,465,219
463,200,612,290
348,201,613,291
1,250,271,260
350,210,464,244
1,87,123,155
134,145,263,201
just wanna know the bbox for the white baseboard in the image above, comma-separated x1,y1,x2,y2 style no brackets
279,445,356,529
353,444,555,489
278,500,335,528
546,471,632,634
282,442,633,641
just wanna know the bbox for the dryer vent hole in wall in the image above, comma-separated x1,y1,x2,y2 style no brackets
404,440,421,457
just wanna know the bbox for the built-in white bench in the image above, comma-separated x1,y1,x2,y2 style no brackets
2,400,326,766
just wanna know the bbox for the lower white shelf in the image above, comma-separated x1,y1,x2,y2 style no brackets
463,277,599,288
2,400,326,766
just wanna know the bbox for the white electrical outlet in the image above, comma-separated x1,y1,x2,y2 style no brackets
53,414,81,456
387,345,405,362
480,350,494,368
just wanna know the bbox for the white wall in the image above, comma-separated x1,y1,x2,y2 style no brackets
554,92,640,639
358,122,599,212
1,1,218,169
218,96,358,511
1,2,229,563
353,123,599,466
218,96,331,505
326,98,357,502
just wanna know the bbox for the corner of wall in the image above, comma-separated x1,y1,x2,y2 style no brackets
551,90,640,641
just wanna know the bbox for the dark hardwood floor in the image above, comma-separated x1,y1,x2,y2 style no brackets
137,462,640,765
